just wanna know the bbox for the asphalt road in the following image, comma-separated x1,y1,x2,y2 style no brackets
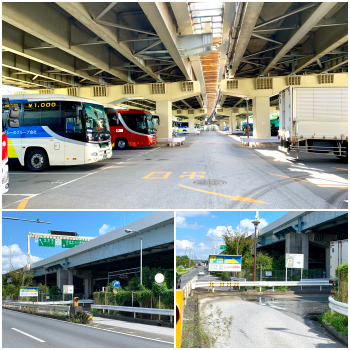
180,266,206,288
3,131,347,209
2,309,173,348
200,295,345,348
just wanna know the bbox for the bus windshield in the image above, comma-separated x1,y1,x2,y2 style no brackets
120,112,156,135
83,103,110,141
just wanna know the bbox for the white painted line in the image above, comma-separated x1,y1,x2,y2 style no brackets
3,194,36,196
12,328,45,342
9,172,91,175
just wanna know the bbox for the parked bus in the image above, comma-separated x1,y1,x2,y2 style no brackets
2,98,20,193
2,94,112,172
105,108,158,150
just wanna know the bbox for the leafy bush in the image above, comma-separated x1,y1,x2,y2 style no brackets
319,309,348,336
335,264,348,304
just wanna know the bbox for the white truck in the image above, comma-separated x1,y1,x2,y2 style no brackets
279,87,348,159
329,239,348,282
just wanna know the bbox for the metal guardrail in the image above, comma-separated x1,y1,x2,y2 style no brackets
92,304,174,321
192,280,333,292
3,301,70,315
2,299,93,306
329,296,348,316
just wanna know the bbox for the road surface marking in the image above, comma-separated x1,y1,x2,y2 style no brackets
178,184,270,204
332,167,348,171
270,173,348,190
5,166,116,209
3,194,36,196
12,328,45,342
142,172,172,179
9,172,91,175
179,172,206,179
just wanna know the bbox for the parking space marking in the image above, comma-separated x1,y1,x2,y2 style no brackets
270,173,348,190
142,172,172,179
179,172,206,179
178,184,270,204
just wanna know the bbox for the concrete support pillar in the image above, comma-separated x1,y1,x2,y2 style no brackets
252,96,271,138
156,101,172,138
84,277,92,299
285,232,309,270
57,270,73,291
232,114,239,130
188,116,195,132
219,119,225,131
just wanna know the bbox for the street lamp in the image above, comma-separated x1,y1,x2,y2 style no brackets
125,229,142,284
251,211,260,285
10,236,12,270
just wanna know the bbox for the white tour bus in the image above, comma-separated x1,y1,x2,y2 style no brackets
2,94,112,171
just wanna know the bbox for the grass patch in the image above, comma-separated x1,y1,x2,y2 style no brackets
90,308,104,315
319,309,348,336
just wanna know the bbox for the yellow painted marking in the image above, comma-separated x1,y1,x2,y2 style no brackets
179,172,206,179
142,172,172,179
270,173,348,190
17,198,31,209
178,184,270,204
332,167,348,171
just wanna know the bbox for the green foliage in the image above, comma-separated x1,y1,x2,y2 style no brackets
151,282,174,308
219,272,230,281
176,256,195,268
182,297,233,348
37,283,50,297
129,266,174,290
335,264,348,304
319,309,348,336
115,289,132,306
272,255,285,270
244,252,273,270
8,268,35,295
4,283,17,297
49,285,61,297
90,308,103,315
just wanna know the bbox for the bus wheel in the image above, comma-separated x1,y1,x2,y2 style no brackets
116,138,128,150
26,149,49,172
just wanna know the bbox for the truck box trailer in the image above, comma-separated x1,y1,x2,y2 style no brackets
329,239,348,282
279,87,348,159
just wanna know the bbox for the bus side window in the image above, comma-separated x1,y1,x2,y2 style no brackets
108,114,118,127
23,103,41,126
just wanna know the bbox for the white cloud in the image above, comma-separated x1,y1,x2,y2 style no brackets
176,239,195,250
2,244,42,273
205,225,233,241
99,224,115,235
236,218,268,235
176,215,202,229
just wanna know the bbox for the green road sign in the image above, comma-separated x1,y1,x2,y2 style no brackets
39,238,55,247
62,239,88,248
220,245,227,250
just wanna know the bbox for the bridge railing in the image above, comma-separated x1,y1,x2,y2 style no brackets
92,304,174,321
328,296,348,316
2,301,70,315
192,279,332,292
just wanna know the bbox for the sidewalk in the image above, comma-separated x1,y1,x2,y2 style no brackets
92,316,174,343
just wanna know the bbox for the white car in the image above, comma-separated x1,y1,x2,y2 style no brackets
198,271,205,276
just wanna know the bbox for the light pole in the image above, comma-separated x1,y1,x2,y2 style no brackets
251,211,260,286
10,236,12,270
125,229,142,284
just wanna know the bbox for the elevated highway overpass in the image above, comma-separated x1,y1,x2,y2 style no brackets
26,212,174,297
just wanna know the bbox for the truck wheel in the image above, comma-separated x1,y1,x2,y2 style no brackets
26,149,49,172
115,138,128,150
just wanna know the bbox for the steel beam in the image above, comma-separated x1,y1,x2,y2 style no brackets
263,2,339,75
139,2,192,80
94,2,118,21
229,2,264,77
56,2,161,82
323,58,348,72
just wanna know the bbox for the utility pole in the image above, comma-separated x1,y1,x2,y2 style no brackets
252,211,260,288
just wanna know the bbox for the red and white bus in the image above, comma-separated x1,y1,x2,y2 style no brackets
105,108,159,150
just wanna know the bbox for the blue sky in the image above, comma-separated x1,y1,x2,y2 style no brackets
2,211,154,273
176,211,288,260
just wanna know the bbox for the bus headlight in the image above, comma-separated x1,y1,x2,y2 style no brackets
91,152,98,156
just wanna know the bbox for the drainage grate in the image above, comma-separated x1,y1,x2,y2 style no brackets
193,179,226,187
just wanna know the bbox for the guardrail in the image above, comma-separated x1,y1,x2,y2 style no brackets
2,299,94,306
3,301,70,315
192,280,333,292
329,296,348,316
92,304,174,321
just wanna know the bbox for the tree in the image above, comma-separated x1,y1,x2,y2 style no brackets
8,268,35,295
37,283,50,298
272,255,285,270
222,227,254,266
5,284,17,297
49,285,61,298
243,252,273,270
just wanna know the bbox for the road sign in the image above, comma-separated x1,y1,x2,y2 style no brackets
63,285,74,294
55,239,61,245
113,288,119,294
20,287,38,297
285,254,304,269
265,271,273,277
38,238,55,247
220,245,227,250
62,239,88,248
112,280,120,288
49,230,77,236
208,254,242,272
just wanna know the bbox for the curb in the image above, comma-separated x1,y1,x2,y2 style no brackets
322,323,348,346
91,312,174,328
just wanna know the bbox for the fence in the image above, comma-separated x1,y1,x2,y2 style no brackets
92,304,174,322
328,296,348,316
213,268,327,282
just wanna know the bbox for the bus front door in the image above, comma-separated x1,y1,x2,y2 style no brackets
64,117,85,165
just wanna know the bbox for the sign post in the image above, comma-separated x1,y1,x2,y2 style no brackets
285,254,304,281
63,285,74,302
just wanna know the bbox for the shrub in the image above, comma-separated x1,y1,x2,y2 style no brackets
319,309,348,336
